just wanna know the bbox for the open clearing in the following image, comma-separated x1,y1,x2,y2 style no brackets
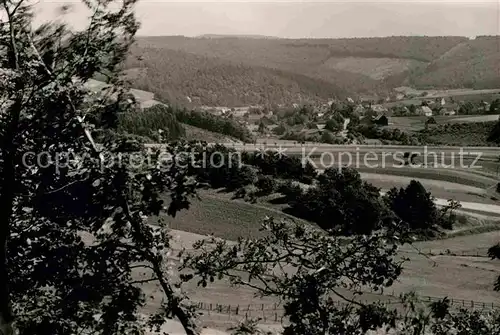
321,57,425,80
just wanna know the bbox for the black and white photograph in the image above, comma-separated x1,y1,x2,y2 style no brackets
1,0,500,334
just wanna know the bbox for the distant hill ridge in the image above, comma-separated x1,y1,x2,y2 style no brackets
195,34,281,40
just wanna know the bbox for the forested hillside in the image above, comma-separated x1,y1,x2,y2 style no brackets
123,35,500,106
408,36,500,89
135,35,467,63
125,47,353,106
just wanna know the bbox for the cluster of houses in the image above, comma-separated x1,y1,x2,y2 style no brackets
198,94,475,137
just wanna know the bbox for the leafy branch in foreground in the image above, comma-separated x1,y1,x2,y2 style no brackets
181,217,406,334
181,216,500,334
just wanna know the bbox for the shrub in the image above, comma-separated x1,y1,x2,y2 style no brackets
175,106,254,142
243,185,258,203
278,180,303,201
426,116,437,125
288,168,387,235
325,119,342,132
384,180,442,232
255,175,276,196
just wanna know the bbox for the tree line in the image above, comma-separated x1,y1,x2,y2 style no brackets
116,104,254,142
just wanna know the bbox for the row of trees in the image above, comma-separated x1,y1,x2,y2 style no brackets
118,105,185,140
116,103,255,143
421,121,498,146
284,169,458,237
182,144,318,190
351,124,420,145
174,106,254,142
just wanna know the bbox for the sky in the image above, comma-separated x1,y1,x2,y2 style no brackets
33,0,500,38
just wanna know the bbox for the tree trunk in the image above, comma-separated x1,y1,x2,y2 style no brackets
152,262,200,335
0,100,22,335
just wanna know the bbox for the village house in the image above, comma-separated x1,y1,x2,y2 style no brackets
373,115,389,126
419,106,433,117
370,104,389,115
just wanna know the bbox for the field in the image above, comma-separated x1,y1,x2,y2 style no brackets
450,115,500,123
135,224,500,332
136,164,500,332
153,189,305,240
387,114,499,132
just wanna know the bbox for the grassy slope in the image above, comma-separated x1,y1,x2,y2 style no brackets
156,189,306,240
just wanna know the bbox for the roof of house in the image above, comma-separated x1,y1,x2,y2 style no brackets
421,106,433,114
371,105,388,112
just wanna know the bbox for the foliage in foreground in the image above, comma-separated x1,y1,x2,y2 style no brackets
0,1,202,334
182,217,500,335
3,1,500,334
182,217,405,334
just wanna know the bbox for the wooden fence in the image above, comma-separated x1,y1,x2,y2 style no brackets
192,292,500,323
